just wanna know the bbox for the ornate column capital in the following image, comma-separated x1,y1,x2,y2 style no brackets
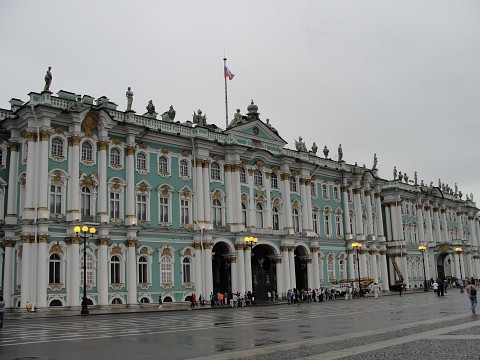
193,242,202,250
97,140,109,151
126,145,136,155
97,237,110,246
125,239,138,247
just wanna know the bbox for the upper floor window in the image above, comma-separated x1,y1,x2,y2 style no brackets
210,162,221,180
333,186,340,201
240,167,247,184
138,255,149,283
137,152,147,171
49,253,62,284
179,159,189,178
254,169,263,187
182,257,192,284
110,255,121,284
51,137,64,157
289,177,297,193
270,173,278,189
322,184,329,200
158,156,169,174
110,147,121,167
161,255,173,285
81,141,93,161
50,184,62,214
311,182,317,197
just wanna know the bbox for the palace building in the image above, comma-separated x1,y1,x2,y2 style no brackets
0,85,479,309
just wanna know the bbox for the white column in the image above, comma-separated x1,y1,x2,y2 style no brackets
374,190,385,239
311,246,320,289
23,132,36,219
97,238,109,306
204,242,214,296
195,161,204,223
379,250,389,290
306,179,314,231
236,244,246,294
230,257,238,293
20,236,32,307
126,240,137,305
417,204,425,244
306,258,314,289
433,207,441,244
425,206,434,243
37,131,50,219
194,242,203,297
247,169,255,227
275,258,285,298
202,162,211,226
244,246,253,292
365,189,374,237
348,250,355,281
281,172,293,231
36,236,48,308
288,247,296,289
67,136,81,221
5,142,19,224
97,140,109,223
282,246,290,291
68,236,81,307
441,208,448,243
265,173,272,229
125,146,136,225
224,164,234,227
370,251,379,283
300,178,309,231
353,187,364,238
342,186,351,236
385,204,393,241
232,165,243,227
3,241,15,307
359,250,367,278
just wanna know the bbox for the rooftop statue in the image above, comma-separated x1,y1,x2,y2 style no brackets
414,171,418,185
323,145,329,158
338,144,343,161
393,166,397,180
398,171,403,182
167,105,176,120
44,66,52,91
126,87,134,111
229,108,245,127
372,153,378,169
146,100,156,116
311,142,318,155
193,109,207,126
295,136,307,152
404,173,409,183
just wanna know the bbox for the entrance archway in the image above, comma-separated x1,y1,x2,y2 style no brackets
212,242,231,295
251,244,276,300
294,246,309,291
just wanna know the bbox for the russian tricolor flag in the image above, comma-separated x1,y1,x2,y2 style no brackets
224,66,235,80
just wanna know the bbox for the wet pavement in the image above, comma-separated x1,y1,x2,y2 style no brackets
1,289,478,360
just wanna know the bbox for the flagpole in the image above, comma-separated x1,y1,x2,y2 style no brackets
223,57,229,128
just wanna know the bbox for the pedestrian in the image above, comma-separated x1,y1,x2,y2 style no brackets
466,280,477,313
373,283,380,299
26,300,32,314
158,295,163,310
433,280,439,295
0,295,5,329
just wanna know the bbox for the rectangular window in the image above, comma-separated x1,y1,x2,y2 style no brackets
110,192,120,219
137,194,147,221
50,184,62,214
159,197,169,223
181,199,190,226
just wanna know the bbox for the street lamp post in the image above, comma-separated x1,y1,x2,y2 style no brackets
352,242,362,298
455,247,464,293
74,225,96,315
418,245,428,292
245,236,259,249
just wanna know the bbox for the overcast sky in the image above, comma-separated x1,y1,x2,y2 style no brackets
1,1,479,201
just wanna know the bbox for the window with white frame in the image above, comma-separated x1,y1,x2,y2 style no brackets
137,193,148,222
311,182,317,197
109,191,121,219
81,140,94,162
210,162,221,180
254,169,263,187
312,208,319,234
272,206,280,230
270,173,278,189
81,187,93,216
158,155,169,175
159,196,169,223
335,212,343,237
136,152,147,171
242,202,248,227
158,185,173,225
182,257,192,283
110,147,121,168
51,137,64,158
327,255,335,280
179,159,189,179
80,253,94,287
324,207,332,237
212,198,224,227
339,256,346,280
161,255,173,284
292,206,300,233
333,186,341,201
322,183,329,200
289,177,297,192
49,253,62,284
110,255,121,284
349,211,355,234
138,255,149,283
240,167,247,184
50,184,63,215
180,198,191,227
256,203,264,228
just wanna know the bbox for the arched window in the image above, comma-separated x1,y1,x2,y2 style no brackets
242,202,248,226
272,206,280,230
312,209,319,234
327,255,335,281
335,212,343,237
161,255,173,284
256,203,264,228
212,199,224,227
110,255,121,284
333,186,340,201
158,156,168,173
292,207,300,233
324,207,332,236
182,257,192,283
270,173,278,189
289,177,297,193
51,137,64,157
159,195,169,223
210,162,221,180
138,255,148,283
49,253,61,284
110,147,121,166
180,159,189,178
339,257,346,280
81,141,93,161
81,187,92,216
253,169,263,187
136,152,147,170
322,184,329,200
240,167,247,184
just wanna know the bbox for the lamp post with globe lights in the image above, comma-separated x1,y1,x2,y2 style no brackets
352,242,363,298
418,245,428,292
74,225,96,315
455,247,464,293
